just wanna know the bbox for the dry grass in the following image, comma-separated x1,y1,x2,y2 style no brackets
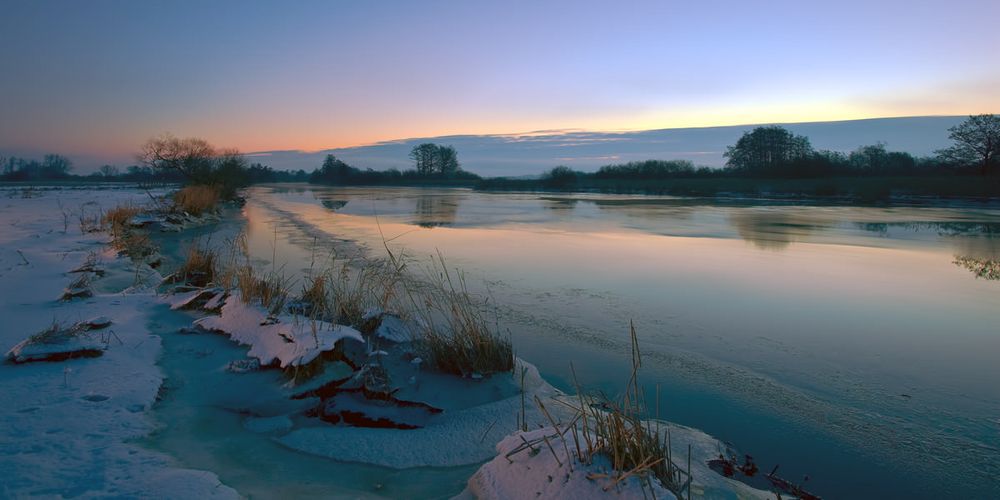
171,243,218,288
101,203,156,260
552,323,691,497
412,252,513,377
235,265,289,315
67,273,91,291
102,204,141,231
300,273,330,317
173,185,220,216
26,319,98,344
327,261,387,329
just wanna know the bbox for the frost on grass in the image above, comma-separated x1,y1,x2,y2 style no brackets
6,319,111,363
194,294,364,369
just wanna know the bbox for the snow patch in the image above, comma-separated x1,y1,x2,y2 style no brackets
194,295,364,368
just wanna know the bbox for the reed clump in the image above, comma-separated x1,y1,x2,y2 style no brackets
102,204,140,232
327,259,392,329
235,264,289,314
414,252,513,377
171,243,218,288
556,323,691,497
102,203,155,260
173,185,220,216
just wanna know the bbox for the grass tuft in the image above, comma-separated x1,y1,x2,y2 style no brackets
170,243,218,288
556,323,692,497
102,203,155,260
234,265,290,315
413,252,513,377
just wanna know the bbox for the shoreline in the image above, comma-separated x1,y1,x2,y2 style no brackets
1,184,774,499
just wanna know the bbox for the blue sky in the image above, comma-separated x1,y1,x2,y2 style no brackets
1,0,997,170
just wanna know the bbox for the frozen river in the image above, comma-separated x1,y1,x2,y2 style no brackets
158,184,1000,498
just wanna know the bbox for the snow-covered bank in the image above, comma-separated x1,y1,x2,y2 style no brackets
0,186,237,498
277,358,562,469
462,420,778,499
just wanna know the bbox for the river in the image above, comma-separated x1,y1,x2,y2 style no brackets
166,184,1000,498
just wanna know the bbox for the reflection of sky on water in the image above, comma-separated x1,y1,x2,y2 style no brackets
245,185,1000,499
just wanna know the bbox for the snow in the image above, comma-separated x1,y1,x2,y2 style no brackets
462,426,678,500
167,287,222,310
5,328,107,363
462,413,780,499
193,295,364,368
278,358,568,468
374,313,414,342
0,186,238,498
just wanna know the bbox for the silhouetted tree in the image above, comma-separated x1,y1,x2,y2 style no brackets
725,126,813,175
409,143,439,175
137,134,215,180
436,145,460,176
936,114,1000,175
41,154,72,178
137,134,250,197
542,166,579,189
99,164,120,177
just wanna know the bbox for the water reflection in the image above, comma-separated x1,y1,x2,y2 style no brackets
321,199,349,211
728,211,822,251
589,199,695,224
413,194,458,228
540,196,578,211
857,221,1000,237
953,256,1000,280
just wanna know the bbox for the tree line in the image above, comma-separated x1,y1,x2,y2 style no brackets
309,143,479,185
4,114,996,198
504,113,1000,189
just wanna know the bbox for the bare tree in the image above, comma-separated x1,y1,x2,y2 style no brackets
937,114,1000,175
99,164,120,177
137,133,216,179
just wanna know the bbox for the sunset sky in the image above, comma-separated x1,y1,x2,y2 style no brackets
1,0,998,168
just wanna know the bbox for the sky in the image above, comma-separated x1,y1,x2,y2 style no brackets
1,0,998,171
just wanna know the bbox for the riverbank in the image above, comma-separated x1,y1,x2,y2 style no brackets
0,184,776,498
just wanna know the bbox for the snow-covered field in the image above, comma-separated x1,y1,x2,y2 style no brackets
0,186,237,498
0,185,775,499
